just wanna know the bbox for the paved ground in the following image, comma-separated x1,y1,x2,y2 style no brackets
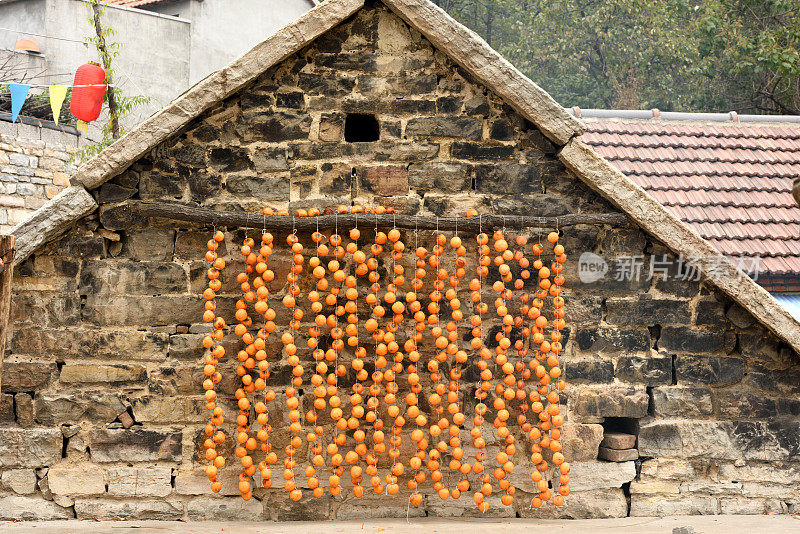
1,516,799,534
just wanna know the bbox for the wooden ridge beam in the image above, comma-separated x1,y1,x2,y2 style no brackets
99,200,631,232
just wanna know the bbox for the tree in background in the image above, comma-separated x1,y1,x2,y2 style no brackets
696,0,800,114
77,0,150,160
436,0,800,114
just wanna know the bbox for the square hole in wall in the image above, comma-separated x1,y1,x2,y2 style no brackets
344,113,379,142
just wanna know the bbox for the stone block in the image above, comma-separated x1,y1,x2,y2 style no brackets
720,497,786,515
0,428,62,467
108,466,173,497
358,165,408,196
0,495,73,520
131,396,209,423
35,392,126,426
188,496,264,521
14,393,34,427
0,392,13,422
516,488,628,519
605,297,691,325
675,355,744,386
175,468,240,496
250,146,288,172
563,357,614,383
639,420,737,459
405,116,482,140
559,423,604,461
12,326,169,360
715,391,777,419
334,495,425,519
566,461,636,491
208,147,253,172
450,142,515,160
407,162,471,192
474,163,541,194
90,428,182,463
82,295,206,326
573,386,649,418
80,260,187,296
0,359,57,392
575,326,650,354
237,111,312,142
630,495,717,516
59,363,147,385
226,174,289,200
629,478,681,494
615,354,672,385
47,461,106,496
598,447,638,462
74,499,183,520
97,182,136,203
1,468,37,494
651,386,714,417
680,481,743,495
123,229,175,261
427,495,514,518
601,431,637,450
695,298,726,326
272,491,329,521
660,326,726,354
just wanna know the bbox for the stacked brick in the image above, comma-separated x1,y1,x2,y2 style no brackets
1,3,798,521
0,122,78,233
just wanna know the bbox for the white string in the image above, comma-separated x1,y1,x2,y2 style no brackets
0,82,112,88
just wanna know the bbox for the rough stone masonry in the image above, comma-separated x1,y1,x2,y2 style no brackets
2,1,799,521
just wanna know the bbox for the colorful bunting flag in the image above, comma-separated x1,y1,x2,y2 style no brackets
9,83,30,123
48,85,68,125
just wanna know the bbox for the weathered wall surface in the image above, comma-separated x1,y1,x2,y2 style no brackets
0,120,77,234
2,2,799,521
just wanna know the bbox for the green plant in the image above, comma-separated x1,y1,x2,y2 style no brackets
74,0,150,162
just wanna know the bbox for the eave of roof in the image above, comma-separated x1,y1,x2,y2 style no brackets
9,0,800,354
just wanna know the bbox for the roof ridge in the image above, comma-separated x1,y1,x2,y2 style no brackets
570,107,800,125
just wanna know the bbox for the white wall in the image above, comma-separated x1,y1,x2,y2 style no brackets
146,0,313,84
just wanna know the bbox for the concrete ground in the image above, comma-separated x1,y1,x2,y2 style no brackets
1,516,799,534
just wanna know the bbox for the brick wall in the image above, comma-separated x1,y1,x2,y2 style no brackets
2,2,799,521
0,119,78,233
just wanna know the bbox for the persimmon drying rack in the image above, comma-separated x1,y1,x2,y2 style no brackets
102,200,630,231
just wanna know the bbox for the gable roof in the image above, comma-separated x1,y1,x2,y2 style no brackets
10,0,800,354
577,114,800,279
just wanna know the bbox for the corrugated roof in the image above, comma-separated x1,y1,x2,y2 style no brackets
579,118,800,276
773,294,800,321
103,0,171,8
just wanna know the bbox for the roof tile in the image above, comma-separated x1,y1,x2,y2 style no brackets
581,118,800,276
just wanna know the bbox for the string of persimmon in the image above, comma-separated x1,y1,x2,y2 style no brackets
384,225,405,496
202,230,226,494
447,231,471,499
365,226,384,495
471,229,492,512
489,230,517,506
408,224,428,508
255,228,279,490
346,223,368,496
307,225,326,498
282,227,304,502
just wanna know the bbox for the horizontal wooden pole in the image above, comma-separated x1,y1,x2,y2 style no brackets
100,200,630,233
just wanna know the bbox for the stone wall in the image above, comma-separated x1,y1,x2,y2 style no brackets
2,2,799,521
0,119,77,234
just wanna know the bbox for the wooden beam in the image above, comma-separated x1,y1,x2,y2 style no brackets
99,200,630,232
0,235,15,393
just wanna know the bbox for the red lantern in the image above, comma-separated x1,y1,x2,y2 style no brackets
70,62,106,123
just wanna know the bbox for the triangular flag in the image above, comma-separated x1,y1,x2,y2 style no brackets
10,83,30,123
48,85,68,125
